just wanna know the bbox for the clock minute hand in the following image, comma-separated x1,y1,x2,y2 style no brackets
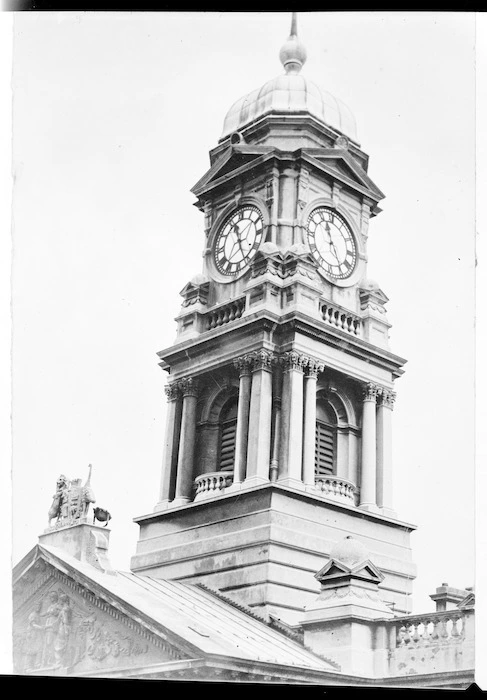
325,223,340,263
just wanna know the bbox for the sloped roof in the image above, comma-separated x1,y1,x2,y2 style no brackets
21,543,335,673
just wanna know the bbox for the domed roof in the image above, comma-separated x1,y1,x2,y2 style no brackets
329,535,369,568
360,278,381,291
221,15,358,143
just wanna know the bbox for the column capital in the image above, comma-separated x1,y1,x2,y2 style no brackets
378,388,397,409
233,355,254,376
305,357,326,378
250,349,276,372
363,382,380,402
164,383,181,402
178,377,199,398
280,351,307,372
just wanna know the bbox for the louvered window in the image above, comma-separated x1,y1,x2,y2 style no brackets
315,420,336,476
218,397,238,472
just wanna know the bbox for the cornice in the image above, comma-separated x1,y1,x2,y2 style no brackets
193,145,382,206
22,545,202,661
158,309,406,379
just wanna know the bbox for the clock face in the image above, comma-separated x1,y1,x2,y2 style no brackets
214,206,264,276
307,208,357,280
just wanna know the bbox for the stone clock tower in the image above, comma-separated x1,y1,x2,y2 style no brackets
131,16,416,625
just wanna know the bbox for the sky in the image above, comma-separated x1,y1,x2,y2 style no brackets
1,10,486,676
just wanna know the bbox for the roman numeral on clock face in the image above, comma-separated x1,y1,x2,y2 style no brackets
213,205,265,276
306,206,357,280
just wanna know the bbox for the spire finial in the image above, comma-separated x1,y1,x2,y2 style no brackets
290,12,298,37
279,12,307,75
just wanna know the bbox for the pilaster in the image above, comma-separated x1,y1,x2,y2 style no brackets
376,388,396,517
303,358,325,489
245,350,275,487
278,351,306,488
228,356,253,490
154,382,182,512
173,377,199,506
360,382,379,512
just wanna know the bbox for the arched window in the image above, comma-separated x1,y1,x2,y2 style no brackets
315,400,337,476
218,397,238,472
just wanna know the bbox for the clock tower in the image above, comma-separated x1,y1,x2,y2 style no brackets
131,16,416,625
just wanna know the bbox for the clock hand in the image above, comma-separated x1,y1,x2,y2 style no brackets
325,223,341,263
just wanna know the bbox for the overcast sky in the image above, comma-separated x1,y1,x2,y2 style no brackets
3,11,485,669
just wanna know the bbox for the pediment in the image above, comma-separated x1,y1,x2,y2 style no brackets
303,150,385,202
315,557,384,585
12,547,191,676
457,592,475,609
191,145,273,197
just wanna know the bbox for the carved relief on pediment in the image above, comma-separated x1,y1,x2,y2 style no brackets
13,576,183,676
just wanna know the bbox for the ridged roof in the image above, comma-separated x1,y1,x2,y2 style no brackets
34,543,336,672
221,74,358,142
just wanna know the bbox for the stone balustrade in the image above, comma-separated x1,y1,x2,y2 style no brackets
387,609,474,677
320,302,361,337
314,476,356,505
194,471,234,500
206,298,246,330
393,611,464,646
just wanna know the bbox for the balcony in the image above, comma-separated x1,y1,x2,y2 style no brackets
194,471,234,501
206,298,246,331
388,608,474,677
314,475,357,506
320,301,362,337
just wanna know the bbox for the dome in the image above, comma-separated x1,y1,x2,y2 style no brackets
360,278,380,291
221,74,358,142
329,535,369,568
190,273,209,286
221,15,358,143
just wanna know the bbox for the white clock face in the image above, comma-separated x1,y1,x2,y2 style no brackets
307,208,357,280
214,206,264,276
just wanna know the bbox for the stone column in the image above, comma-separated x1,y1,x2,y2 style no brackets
173,377,199,506
376,388,396,517
303,359,325,488
360,382,379,512
278,351,306,488
245,350,274,487
269,363,283,482
154,383,182,511
230,356,253,488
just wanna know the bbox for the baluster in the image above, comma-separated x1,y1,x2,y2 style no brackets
412,623,421,643
403,625,412,645
228,304,236,321
440,618,448,639
397,625,406,647
440,618,449,639
431,618,439,640
451,617,460,638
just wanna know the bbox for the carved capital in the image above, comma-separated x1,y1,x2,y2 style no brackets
250,349,275,372
233,355,254,377
164,383,181,402
178,377,199,398
281,351,307,372
305,357,326,378
363,382,380,402
379,389,396,409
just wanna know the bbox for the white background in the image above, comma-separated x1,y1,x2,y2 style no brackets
1,11,485,682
